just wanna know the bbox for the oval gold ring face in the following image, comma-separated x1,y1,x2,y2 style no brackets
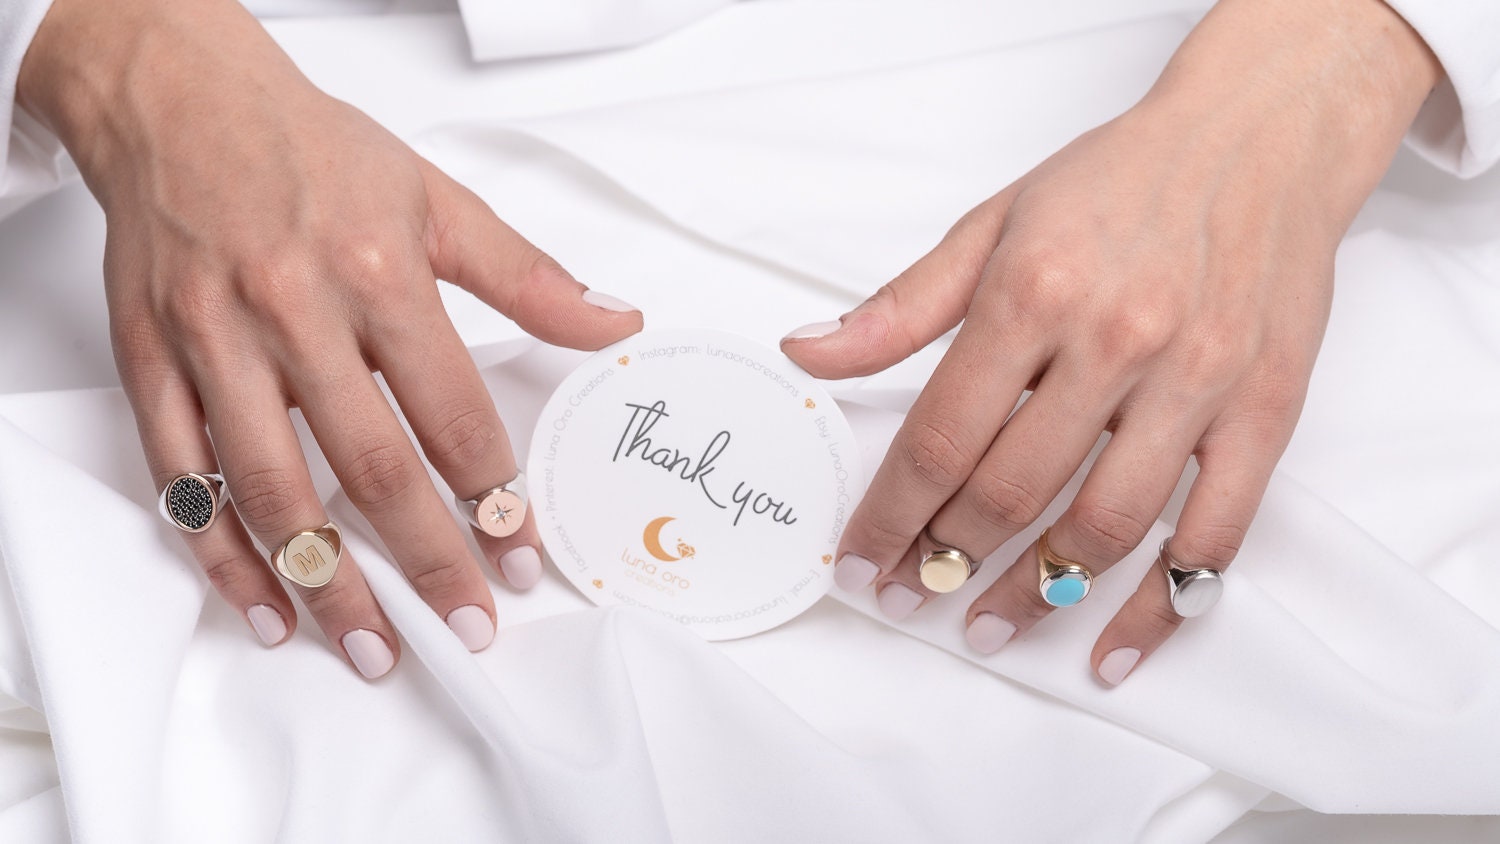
278,531,339,588
475,489,525,538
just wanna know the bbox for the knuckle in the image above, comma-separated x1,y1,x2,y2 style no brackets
1139,600,1187,637
1070,498,1151,560
341,442,420,510
299,576,356,616
426,407,499,473
200,552,256,597
1097,304,1179,362
405,558,471,598
970,470,1046,534
999,245,1083,317
234,253,304,317
899,419,972,489
854,516,916,559
231,468,305,533
1175,523,1245,568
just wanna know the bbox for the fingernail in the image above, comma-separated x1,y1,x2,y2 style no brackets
877,582,925,621
445,605,495,652
499,546,543,590
833,553,880,591
246,604,287,647
342,629,395,680
965,612,1016,654
581,290,639,313
781,319,842,341
1098,647,1142,687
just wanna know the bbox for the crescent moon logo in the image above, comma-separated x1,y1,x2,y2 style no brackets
643,516,680,562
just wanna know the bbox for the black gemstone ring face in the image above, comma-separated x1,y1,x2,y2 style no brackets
166,475,218,532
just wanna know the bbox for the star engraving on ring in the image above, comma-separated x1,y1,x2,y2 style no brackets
488,503,513,525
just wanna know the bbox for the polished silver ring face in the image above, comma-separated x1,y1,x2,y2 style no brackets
458,474,529,539
1158,539,1224,618
158,472,227,533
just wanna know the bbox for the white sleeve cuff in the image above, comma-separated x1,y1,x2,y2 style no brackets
0,0,72,220
1383,0,1500,178
455,0,734,62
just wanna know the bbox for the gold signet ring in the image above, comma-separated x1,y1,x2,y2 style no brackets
273,522,342,589
918,531,979,594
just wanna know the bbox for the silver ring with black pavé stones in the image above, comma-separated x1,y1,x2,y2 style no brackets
158,472,228,533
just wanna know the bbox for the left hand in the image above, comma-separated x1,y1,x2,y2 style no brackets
782,0,1439,685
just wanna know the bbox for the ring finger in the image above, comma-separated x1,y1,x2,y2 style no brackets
961,405,1203,651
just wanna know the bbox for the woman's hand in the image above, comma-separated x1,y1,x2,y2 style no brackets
783,0,1438,685
19,0,643,678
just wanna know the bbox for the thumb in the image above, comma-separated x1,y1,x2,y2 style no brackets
781,190,1014,379
420,159,642,350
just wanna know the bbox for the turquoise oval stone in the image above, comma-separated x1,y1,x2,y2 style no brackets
1045,577,1087,607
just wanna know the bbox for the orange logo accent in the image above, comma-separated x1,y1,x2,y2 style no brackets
676,540,697,559
821,554,832,565
618,356,630,366
591,579,603,589
804,398,816,409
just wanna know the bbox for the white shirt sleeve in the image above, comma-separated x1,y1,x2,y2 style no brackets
1383,0,1500,178
0,0,71,221
454,0,733,62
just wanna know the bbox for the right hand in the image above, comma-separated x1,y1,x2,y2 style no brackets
18,0,644,678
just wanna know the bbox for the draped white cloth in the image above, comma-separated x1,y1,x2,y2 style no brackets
2,2,1500,841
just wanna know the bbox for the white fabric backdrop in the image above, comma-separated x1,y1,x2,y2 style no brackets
2,2,1498,841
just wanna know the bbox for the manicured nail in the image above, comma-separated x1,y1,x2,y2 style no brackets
581,290,639,313
499,546,543,590
877,582,925,621
246,604,287,646
833,553,880,591
445,605,495,652
342,629,395,680
1098,647,1142,687
781,319,842,341
965,612,1016,654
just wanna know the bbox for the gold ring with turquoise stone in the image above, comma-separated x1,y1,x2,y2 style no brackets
1037,528,1092,607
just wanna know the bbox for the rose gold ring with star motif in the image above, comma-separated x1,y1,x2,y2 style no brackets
456,473,528,539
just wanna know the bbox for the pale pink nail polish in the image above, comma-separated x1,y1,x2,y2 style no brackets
1098,647,1142,687
833,554,880,592
342,629,395,680
877,583,925,621
965,613,1016,654
445,605,495,652
782,319,842,341
581,290,639,313
246,604,287,647
499,546,543,590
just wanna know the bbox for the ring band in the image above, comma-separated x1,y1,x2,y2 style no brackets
918,531,978,594
1157,539,1223,617
272,522,342,589
158,472,227,533
1037,528,1093,607
457,473,528,539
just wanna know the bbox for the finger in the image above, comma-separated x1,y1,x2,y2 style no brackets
126,366,297,647
874,363,1121,621
831,313,1043,592
1087,424,1280,685
198,369,400,679
961,405,1200,648
781,190,1016,379
372,301,543,596
287,349,499,652
419,158,642,350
